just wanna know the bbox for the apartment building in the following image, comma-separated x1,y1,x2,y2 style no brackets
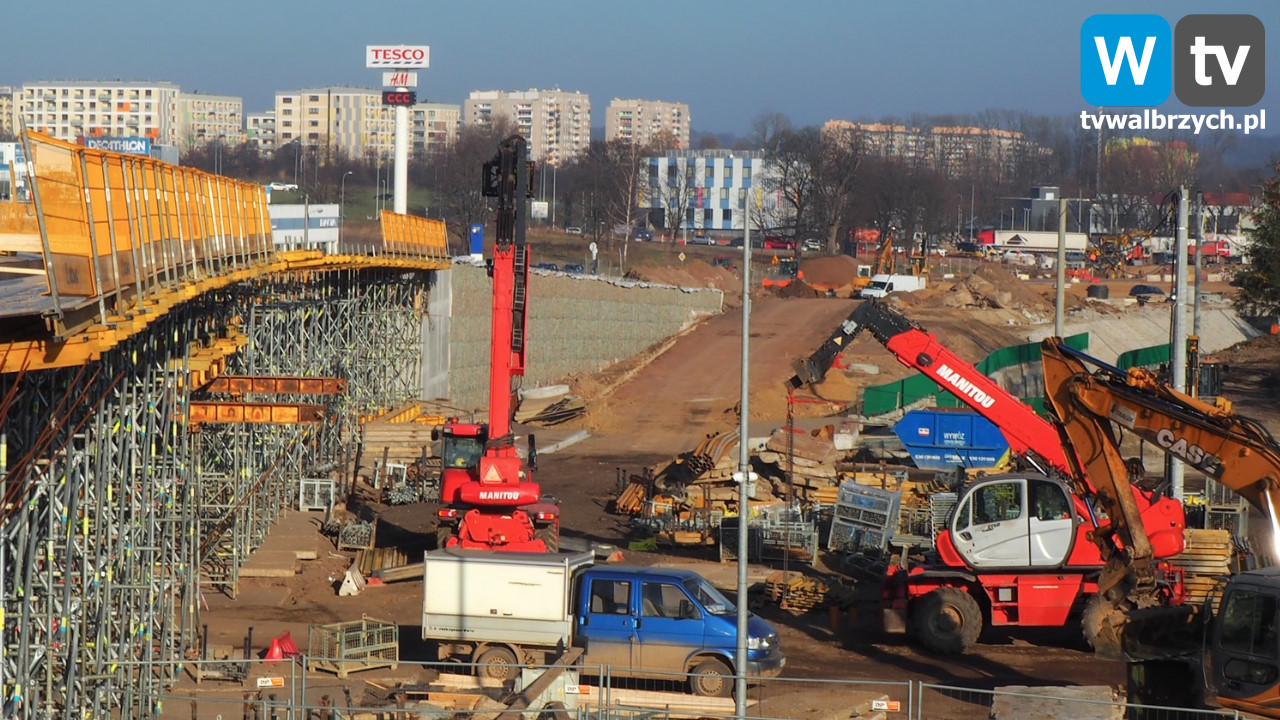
177,92,244,148
605,98,690,149
410,103,461,158
822,120,1043,179
20,80,182,146
275,87,459,161
246,111,276,155
0,88,16,138
464,89,590,164
275,87,380,159
823,121,926,162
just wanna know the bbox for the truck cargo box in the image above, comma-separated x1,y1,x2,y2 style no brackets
422,548,593,646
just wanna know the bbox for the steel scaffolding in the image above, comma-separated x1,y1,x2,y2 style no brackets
0,267,432,719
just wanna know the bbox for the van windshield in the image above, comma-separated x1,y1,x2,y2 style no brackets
683,577,736,616
867,281,888,291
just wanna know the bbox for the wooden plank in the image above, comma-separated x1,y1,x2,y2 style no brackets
0,232,43,253
576,685,749,716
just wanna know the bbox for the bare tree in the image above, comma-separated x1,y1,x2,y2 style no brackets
652,154,697,242
810,124,866,252
432,117,516,249
762,126,820,236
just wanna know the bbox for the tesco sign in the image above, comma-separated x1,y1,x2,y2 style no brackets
366,45,430,69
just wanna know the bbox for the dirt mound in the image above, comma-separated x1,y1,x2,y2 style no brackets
625,259,741,303
1214,332,1280,365
799,255,862,290
912,263,1053,314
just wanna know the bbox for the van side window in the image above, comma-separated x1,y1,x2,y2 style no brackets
642,582,693,618
589,579,631,615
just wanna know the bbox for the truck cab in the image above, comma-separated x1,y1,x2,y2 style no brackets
574,566,785,696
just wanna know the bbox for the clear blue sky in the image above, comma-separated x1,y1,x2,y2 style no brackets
4,0,1277,135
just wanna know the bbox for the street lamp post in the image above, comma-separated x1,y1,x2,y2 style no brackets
340,171,353,246
214,135,226,175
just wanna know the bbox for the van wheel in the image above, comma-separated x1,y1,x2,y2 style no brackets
534,526,559,553
476,647,519,681
913,587,981,654
689,658,732,698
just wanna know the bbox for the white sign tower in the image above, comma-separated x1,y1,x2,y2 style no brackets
366,44,429,215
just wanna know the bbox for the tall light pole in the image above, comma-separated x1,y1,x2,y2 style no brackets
735,190,752,719
968,184,975,240
340,171,353,245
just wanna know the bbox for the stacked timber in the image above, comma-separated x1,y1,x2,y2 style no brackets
1170,528,1234,610
651,431,780,508
357,402,448,479
763,571,857,615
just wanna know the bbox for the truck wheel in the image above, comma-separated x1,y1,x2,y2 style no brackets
476,647,519,681
537,701,570,720
435,527,454,549
913,587,981,654
534,526,559,553
689,658,732,698
1082,596,1125,659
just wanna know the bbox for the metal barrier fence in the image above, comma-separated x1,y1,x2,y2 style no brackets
154,655,1252,720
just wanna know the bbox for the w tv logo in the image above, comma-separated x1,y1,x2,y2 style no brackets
1081,14,1264,107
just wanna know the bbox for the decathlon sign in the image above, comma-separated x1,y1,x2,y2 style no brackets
366,45,430,69
81,137,152,155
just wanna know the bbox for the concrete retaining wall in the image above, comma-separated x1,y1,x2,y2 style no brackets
1023,302,1259,364
982,301,1262,402
440,262,723,412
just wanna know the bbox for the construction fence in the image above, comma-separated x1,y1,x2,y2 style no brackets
154,657,1243,720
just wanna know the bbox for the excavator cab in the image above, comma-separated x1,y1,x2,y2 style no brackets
1211,569,1280,714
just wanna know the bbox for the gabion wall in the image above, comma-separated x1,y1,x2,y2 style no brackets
446,263,724,412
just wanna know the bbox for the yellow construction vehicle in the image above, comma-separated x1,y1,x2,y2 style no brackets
852,228,897,293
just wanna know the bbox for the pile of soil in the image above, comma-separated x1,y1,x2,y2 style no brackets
923,263,1054,314
799,255,863,291
625,259,742,303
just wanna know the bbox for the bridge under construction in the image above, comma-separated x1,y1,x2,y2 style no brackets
0,133,451,719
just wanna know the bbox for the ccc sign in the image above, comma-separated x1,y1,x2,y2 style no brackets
381,91,418,106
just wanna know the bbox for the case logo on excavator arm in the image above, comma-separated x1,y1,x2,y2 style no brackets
934,364,996,409
1155,428,1225,478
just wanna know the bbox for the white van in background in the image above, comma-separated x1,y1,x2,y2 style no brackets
858,273,927,299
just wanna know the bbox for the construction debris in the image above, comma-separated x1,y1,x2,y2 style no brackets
763,571,857,615
516,385,587,425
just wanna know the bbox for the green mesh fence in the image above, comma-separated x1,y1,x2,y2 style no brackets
861,333,1091,416
1116,343,1170,371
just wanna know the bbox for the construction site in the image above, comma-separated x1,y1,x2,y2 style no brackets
4,131,1280,720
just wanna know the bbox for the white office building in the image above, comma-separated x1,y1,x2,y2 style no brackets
641,150,783,235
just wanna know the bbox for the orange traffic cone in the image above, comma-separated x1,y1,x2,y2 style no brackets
264,637,284,664
276,631,300,658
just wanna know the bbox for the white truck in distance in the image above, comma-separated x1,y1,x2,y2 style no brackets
858,273,927,299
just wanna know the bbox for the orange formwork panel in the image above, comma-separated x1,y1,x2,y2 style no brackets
186,402,326,425
199,376,348,396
